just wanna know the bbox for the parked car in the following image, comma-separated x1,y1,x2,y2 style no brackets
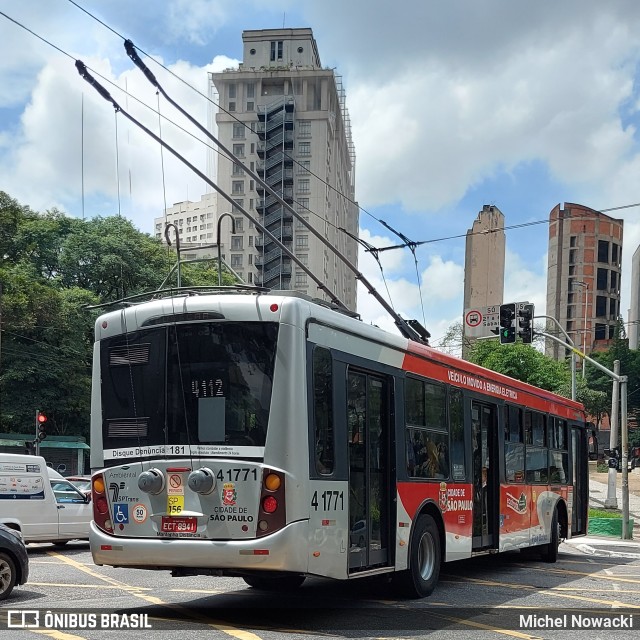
0,523,29,600
65,475,92,495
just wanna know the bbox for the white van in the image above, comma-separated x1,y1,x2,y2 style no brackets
0,453,92,544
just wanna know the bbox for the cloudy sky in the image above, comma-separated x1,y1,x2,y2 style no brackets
1,0,639,348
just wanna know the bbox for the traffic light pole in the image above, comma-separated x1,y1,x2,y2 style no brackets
605,360,621,509
34,409,40,456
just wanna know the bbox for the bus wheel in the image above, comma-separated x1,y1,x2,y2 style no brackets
243,575,306,590
540,508,560,563
394,514,441,598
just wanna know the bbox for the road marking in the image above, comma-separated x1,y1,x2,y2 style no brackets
29,582,152,590
442,575,640,608
47,550,264,639
427,611,544,640
31,631,85,640
522,564,640,586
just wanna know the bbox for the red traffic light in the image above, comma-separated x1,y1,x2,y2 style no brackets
37,412,47,424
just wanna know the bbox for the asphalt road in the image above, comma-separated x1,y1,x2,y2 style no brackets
2,540,640,639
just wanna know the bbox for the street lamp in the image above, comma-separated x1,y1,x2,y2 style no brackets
574,281,589,378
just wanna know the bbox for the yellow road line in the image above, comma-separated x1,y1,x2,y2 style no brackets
442,575,640,608
48,550,263,640
427,611,545,640
523,564,640,586
29,582,151,590
30,632,86,640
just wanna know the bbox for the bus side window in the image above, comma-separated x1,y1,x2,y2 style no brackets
313,347,334,475
505,405,524,483
449,387,465,480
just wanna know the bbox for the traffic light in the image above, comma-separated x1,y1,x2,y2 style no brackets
499,303,516,344
518,303,534,344
36,411,48,441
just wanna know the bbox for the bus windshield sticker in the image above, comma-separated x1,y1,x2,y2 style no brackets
103,445,265,460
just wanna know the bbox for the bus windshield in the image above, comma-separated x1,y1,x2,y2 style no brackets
100,322,278,461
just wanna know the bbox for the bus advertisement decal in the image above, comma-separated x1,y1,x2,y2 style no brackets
506,492,527,514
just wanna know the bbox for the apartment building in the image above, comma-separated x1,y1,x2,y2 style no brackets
545,203,623,360
209,28,359,311
154,192,220,260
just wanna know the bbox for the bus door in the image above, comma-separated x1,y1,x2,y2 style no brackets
347,369,391,571
571,425,588,535
471,400,498,550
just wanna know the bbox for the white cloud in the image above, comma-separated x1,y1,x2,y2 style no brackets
2,0,640,340
0,47,238,228
356,230,465,343
504,248,548,318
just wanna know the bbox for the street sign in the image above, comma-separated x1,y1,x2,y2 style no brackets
464,302,531,339
463,305,500,338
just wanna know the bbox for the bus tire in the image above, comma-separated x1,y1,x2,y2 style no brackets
541,508,560,563
394,514,441,598
0,552,17,601
243,574,306,591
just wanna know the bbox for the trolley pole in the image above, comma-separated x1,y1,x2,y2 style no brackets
34,409,40,457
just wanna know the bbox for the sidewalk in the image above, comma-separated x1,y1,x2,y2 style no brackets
560,474,640,558
588,475,640,524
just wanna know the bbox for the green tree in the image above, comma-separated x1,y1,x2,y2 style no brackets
58,216,173,300
0,191,246,438
469,339,570,393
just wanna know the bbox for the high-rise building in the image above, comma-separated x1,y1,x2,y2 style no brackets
209,28,359,311
153,193,222,260
545,203,623,361
462,205,505,357
629,245,640,350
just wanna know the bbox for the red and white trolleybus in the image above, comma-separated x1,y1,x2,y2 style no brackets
89,290,589,597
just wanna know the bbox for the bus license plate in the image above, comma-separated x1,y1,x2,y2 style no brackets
161,516,197,533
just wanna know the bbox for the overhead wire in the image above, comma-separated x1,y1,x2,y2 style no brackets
0,9,355,244
4,7,639,332
62,0,424,315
